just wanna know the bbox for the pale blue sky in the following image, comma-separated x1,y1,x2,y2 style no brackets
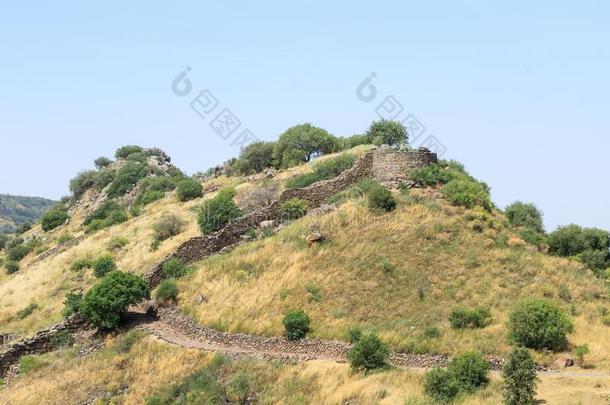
0,1,608,231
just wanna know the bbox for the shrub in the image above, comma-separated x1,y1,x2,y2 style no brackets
57,232,73,244
423,325,441,339
448,352,490,393
126,151,148,163
19,355,50,374
502,347,538,405
508,298,573,350
449,307,491,329
367,184,396,212
61,292,83,317
92,254,117,278
346,326,363,343
153,213,185,242
5,260,19,274
79,271,150,329
283,310,311,340
115,145,143,159
347,333,390,372
94,156,113,169
107,162,149,198
424,368,459,403
286,172,322,189
7,243,30,261
17,302,39,319
198,188,242,234
107,236,129,251
0,234,7,250
411,164,456,186
341,133,370,149
69,170,99,198
84,200,128,232
505,201,545,234
273,124,339,168
442,179,492,211
547,225,610,273
70,257,93,271
135,189,165,206
286,154,356,189
280,198,309,220
162,258,191,279
365,119,408,145
154,279,179,304
232,141,275,174
41,207,69,231
176,178,203,202
575,344,589,367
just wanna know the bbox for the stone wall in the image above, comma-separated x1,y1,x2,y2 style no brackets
144,149,436,288
0,314,87,376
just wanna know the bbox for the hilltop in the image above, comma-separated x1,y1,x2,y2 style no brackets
1,122,609,404
0,194,56,234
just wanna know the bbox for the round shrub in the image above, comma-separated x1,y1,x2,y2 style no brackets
283,310,311,341
448,352,490,393
61,292,83,318
161,258,190,279
365,119,407,145
424,368,459,403
94,156,113,169
8,244,30,262
176,178,204,202
508,298,573,350
41,207,69,231
347,333,390,372
69,170,99,198
449,306,491,329
442,179,492,211
115,145,143,159
280,198,309,220
367,185,396,212
107,162,149,198
154,279,179,304
153,213,185,242
79,271,149,329
92,255,117,278
502,347,538,405
232,141,275,174
505,201,545,234
273,124,339,168
5,260,19,274
198,188,242,234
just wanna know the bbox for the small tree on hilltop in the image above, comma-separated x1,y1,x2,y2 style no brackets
502,347,538,405
365,119,408,146
272,123,339,168
79,271,149,329
232,141,275,174
347,333,390,372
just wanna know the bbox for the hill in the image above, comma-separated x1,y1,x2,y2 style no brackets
0,194,56,234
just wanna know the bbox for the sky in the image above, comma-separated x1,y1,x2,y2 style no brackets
0,1,608,231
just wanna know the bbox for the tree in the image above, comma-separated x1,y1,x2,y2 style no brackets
502,347,538,405
282,310,311,340
92,254,117,278
41,207,69,231
365,119,408,146
94,157,113,169
272,124,339,168
347,333,390,372
232,141,275,174
508,299,573,350
425,368,459,403
115,145,143,159
198,188,242,234
79,271,149,329
366,184,396,212
107,161,149,198
547,225,610,272
176,178,203,202
505,202,545,234
69,170,99,198
448,352,490,393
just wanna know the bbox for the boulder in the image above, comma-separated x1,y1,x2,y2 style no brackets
260,220,275,228
306,232,325,247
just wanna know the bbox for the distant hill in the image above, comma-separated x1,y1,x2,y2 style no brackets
0,194,57,233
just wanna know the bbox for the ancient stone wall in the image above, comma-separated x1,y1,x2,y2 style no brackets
143,149,436,288
0,314,87,376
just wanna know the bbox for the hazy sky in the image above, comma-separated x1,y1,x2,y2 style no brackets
0,1,608,231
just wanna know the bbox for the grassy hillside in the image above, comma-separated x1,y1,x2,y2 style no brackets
0,194,56,234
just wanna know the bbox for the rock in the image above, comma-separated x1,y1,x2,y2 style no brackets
553,356,574,369
309,204,336,216
306,232,325,247
259,220,274,228
194,295,207,305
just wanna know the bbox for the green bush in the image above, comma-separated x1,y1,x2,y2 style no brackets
94,156,113,169
69,170,99,198
135,176,180,207
107,236,129,251
115,145,143,159
7,243,30,261
107,162,150,198
448,352,490,393
285,172,322,189
547,225,610,273
70,257,93,271
502,347,538,405
273,124,339,168
176,178,204,202
79,271,150,329
449,307,491,329
345,326,363,343
411,164,456,186
442,179,492,211
347,333,390,372
198,188,242,234
283,310,311,340
365,119,408,145
92,254,117,278
5,260,19,274
19,355,50,374
153,213,185,242
162,258,191,279
0,234,7,250
505,201,545,234
286,154,356,189
280,198,309,220
341,134,370,149
154,279,179,304
126,151,148,163
61,292,83,317
57,232,74,244
367,184,396,212
41,207,69,231
135,189,165,206
17,302,39,319
508,298,573,350
84,200,128,232
232,141,275,174
424,368,459,403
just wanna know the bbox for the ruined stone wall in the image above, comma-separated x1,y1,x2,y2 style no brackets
0,314,87,376
143,149,436,288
